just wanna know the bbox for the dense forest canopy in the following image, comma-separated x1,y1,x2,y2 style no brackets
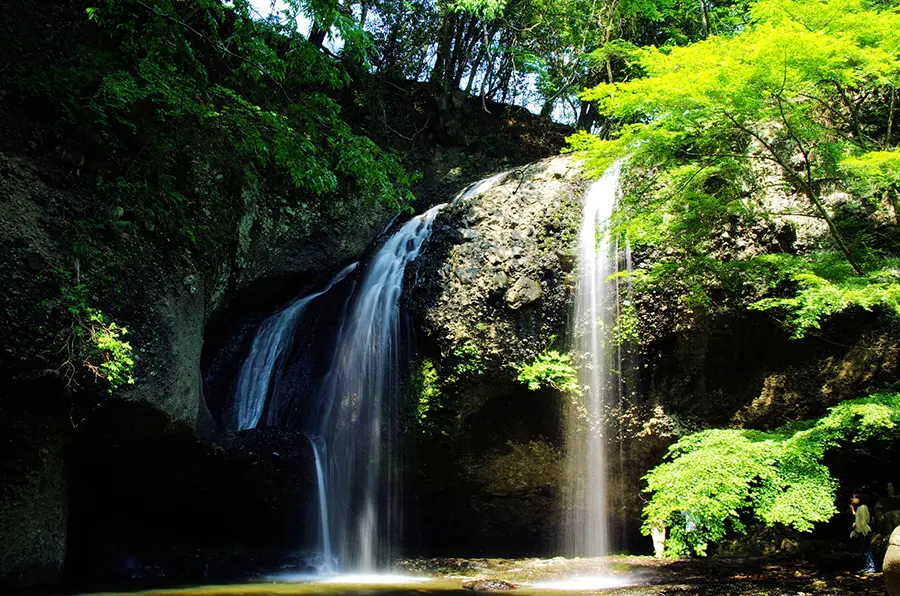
249,0,753,125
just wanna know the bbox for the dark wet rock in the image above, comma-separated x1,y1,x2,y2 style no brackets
22,252,45,272
409,155,584,557
463,578,517,591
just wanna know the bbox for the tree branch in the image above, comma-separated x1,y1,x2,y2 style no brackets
833,80,868,150
722,109,864,275
887,87,896,148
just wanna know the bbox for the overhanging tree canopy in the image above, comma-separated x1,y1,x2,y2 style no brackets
642,392,900,557
570,0,900,335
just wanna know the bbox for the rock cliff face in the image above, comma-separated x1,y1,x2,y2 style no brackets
0,71,569,584
406,158,900,556
0,139,389,584
408,155,585,555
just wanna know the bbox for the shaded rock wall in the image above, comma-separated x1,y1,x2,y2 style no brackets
408,155,585,556
406,156,900,558
0,393,67,586
0,141,379,585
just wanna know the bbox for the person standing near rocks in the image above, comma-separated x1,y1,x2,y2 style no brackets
850,491,876,575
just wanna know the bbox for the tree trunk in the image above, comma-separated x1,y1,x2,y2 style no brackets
804,186,865,274
699,0,710,37
308,26,327,50
465,47,486,96
887,87,896,148
430,13,458,89
539,97,555,120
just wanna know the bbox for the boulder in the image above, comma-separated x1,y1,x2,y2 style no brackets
463,579,517,591
886,526,900,596
409,155,585,556
505,276,543,309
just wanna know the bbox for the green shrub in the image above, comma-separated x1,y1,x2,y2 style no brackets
416,359,440,424
516,350,579,394
60,282,135,395
642,392,900,557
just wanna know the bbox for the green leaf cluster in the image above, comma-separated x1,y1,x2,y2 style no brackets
10,0,415,230
571,0,900,337
61,282,135,395
516,350,579,394
415,359,441,424
642,392,900,557
750,256,900,337
453,339,485,376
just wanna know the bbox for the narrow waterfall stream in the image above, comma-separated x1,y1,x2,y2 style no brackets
305,175,505,571
231,263,359,431
310,203,444,571
564,163,622,557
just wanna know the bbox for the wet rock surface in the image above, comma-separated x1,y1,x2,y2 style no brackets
408,155,584,557
400,555,888,595
462,578,517,591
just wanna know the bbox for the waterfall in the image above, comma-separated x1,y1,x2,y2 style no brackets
231,263,358,431
306,173,505,571
310,204,443,571
564,163,622,557
308,435,333,571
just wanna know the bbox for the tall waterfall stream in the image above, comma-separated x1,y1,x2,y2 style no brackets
231,175,503,572
564,163,622,557
231,263,359,431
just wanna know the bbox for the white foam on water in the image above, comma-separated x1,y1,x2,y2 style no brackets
530,574,636,590
317,573,431,585
271,572,431,585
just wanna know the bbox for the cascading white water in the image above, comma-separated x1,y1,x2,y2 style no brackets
307,435,333,570
311,204,443,571
308,173,505,571
564,163,622,557
232,263,358,431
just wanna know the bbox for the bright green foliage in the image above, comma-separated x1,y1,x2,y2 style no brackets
79,309,136,394
416,359,441,423
642,392,900,557
615,301,641,345
570,0,900,335
750,258,900,337
842,151,900,188
450,0,508,19
842,150,900,221
574,0,900,189
61,282,135,395
516,350,579,393
453,339,485,376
